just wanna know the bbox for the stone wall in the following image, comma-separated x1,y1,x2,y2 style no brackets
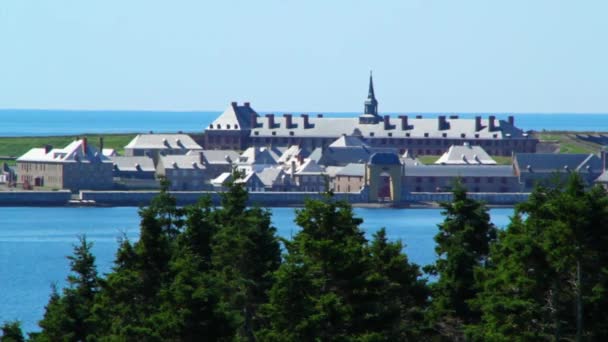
404,192,529,205
0,190,72,206
80,188,369,207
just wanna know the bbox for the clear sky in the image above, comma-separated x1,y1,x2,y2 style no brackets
1,0,607,113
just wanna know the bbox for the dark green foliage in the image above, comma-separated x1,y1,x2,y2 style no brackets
262,195,429,341
35,236,100,342
426,182,497,339
1,321,24,342
470,174,608,340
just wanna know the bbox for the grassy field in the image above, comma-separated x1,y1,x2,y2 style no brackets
534,132,602,154
417,155,513,165
0,134,136,159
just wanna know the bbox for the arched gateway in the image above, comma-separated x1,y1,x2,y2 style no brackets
366,152,402,202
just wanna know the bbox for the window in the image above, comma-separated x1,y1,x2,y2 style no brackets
216,124,221,129
388,133,393,137
254,131,259,136
289,131,294,136
227,124,231,129
272,131,276,136
370,132,375,137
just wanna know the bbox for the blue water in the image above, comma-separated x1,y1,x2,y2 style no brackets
0,206,513,333
0,110,607,136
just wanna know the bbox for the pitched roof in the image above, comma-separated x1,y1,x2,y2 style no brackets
336,163,366,177
256,167,285,187
125,134,201,150
17,139,110,164
435,143,496,165
238,147,280,165
199,150,240,165
110,156,156,172
159,154,205,170
209,102,258,130
296,159,325,175
329,135,369,148
247,115,527,139
515,153,602,173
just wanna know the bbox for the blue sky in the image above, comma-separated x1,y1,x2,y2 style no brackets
0,0,606,113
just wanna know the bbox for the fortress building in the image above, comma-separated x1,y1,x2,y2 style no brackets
203,74,538,156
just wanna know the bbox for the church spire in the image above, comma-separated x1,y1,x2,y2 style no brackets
368,71,375,100
363,71,378,117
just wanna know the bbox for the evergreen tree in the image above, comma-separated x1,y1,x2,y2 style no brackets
210,171,281,340
262,195,428,341
36,236,100,342
0,321,24,342
470,174,608,340
426,182,497,339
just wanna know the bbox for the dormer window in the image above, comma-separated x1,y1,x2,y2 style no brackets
227,124,231,129
370,132,375,137
235,124,238,129
216,124,221,129
289,131,294,136
272,131,277,136
254,131,259,136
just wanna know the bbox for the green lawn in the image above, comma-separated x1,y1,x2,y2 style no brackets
535,132,601,154
0,134,136,158
417,155,513,165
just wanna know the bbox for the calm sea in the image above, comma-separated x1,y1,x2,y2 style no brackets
0,110,607,136
0,207,513,334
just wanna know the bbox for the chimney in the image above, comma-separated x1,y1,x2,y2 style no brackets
602,149,607,173
44,145,53,154
383,115,392,130
399,115,409,130
489,115,496,131
508,115,514,125
282,114,293,129
99,137,104,153
199,151,206,165
244,102,250,108
475,116,482,131
250,113,258,128
301,114,310,129
82,137,88,155
438,115,447,130
290,160,296,178
317,113,323,118
231,101,237,108
265,114,275,128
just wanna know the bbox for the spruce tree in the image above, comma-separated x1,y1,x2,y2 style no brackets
37,236,100,342
1,321,24,342
426,182,497,339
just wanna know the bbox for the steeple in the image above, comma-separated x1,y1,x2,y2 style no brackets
360,71,380,124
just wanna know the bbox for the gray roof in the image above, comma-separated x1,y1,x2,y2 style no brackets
110,156,156,172
200,150,240,165
256,167,285,187
244,115,525,139
125,134,201,150
159,154,205,170
209,102,258,130
515,153,602,173
17,139,111,164
317,145,398,167
435,143,496,165
239,147,280,165
336,163,365,177
329,135,369,148
369,152,401,165
405,165,515,177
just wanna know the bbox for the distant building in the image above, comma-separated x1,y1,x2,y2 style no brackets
203,74,537,155
288,158,326,192
514,153,603,191
404,164,518,193
198,149,240,180
332,163,366,193
236,146,281,173
435,143,497,165
110,156,158,189
124,134,202,163
156,154,207,191
16,138,113,192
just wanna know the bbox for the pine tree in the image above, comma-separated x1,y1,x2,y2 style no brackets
262,195,428,341
426,182,497,339
36,236,100,341
1,321,24,342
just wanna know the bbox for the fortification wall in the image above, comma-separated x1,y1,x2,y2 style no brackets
0,190,72,206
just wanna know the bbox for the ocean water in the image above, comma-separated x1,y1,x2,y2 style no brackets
0,110,607,136
0,206,513,334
